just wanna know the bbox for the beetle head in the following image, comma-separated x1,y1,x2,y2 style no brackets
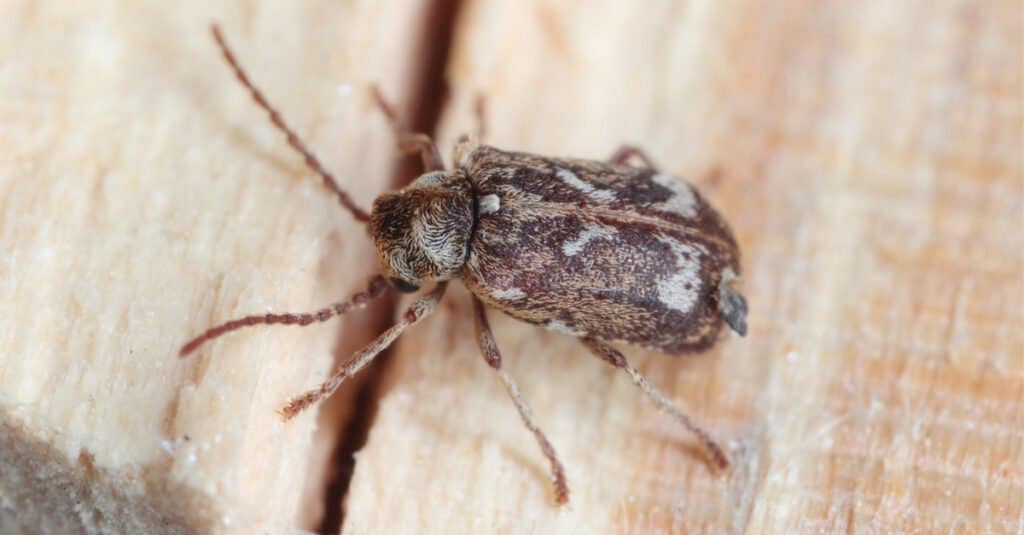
369,171,474,292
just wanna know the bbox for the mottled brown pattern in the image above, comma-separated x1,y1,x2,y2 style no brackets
185,32,745,499
370,172,474,286
460,146,742,354
179,24,745,510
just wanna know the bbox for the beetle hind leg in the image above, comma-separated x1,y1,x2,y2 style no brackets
581,338,731,471
473,298,570,505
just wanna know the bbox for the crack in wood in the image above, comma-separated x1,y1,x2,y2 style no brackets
318,1,464,532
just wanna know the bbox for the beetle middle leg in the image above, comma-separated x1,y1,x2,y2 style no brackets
580,337,731,471
608,145,658,169
369,85,444,172
279,282,449,420
473,298,570,505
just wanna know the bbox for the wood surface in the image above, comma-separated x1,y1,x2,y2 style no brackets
1,1,1020,534
343,1,1023,533
0,2,430,533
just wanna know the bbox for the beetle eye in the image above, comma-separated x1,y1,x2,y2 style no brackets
390,278,420,293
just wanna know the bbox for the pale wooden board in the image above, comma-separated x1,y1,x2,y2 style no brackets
343,0,1023,533
0,2,431,533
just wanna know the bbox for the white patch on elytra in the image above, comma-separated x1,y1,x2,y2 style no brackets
655,235,703,314
562,222,616,256
652,173,698,218
478,194,501,214
545,320,582,336
491,287,526,301
556,168,616,201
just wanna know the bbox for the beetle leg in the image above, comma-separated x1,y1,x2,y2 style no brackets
473,298,570,505
279,282,448,420
369,85,444,172
580,338,731,471
608,145,658,169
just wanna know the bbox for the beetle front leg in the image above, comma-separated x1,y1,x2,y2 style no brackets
608,145,658,169
473,298,570,505
369,85,444,172
473,92,488,142
580,338,731,471
280,282,448,419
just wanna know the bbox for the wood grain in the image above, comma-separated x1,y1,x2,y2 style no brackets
342,1,1023,533
1,1,1020,533
0,2,431,533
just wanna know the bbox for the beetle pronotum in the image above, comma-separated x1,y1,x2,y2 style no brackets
181,24,748,505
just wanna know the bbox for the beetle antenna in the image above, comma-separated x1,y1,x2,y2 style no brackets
210,23,371,223
179,276,389,357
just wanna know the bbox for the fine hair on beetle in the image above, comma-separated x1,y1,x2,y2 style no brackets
181,24,749,505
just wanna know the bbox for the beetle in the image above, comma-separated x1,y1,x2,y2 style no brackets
181,24,748,505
